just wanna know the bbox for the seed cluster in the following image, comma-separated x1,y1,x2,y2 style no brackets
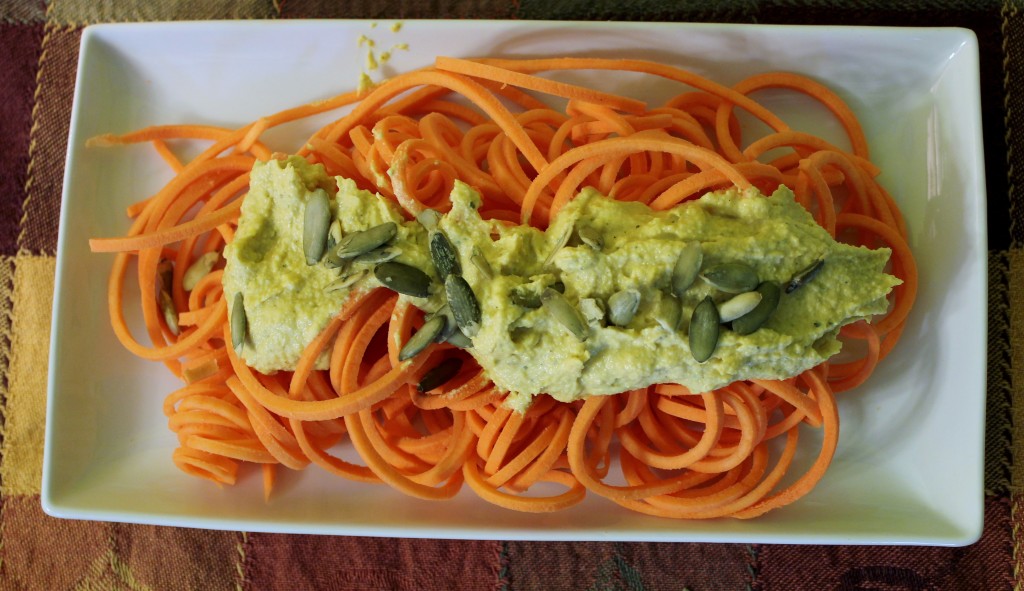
497,226,825,364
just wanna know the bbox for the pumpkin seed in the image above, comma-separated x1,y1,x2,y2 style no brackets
608,288,641,327
689,296,720,363
303,188,332,265
543,224,572,267
325,269,368,292
671,242,703,297
326,219,343,252
786,258,825,293
446,329,473,349
653,293,681,331
732,281,781,335
577,225,603,250
427,304,459,342
510,286,542,309
183,251,219,291
445,275,482,337
374,262,432,298
718,291,763,323
157,259,174,293
230,292,247,352
470,247,493,279
159,290,179,336
429,231,461,280
418,357,463,392
351,245,401,265
334,221,397,259
701,262,759,293
541,288,588,341
579,298,607,327
324,247,348,270
399,315,445,361
416,208,442,231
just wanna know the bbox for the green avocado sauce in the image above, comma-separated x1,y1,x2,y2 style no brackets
223,156,900,413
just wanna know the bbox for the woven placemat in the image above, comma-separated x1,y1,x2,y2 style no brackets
0,1,1016,589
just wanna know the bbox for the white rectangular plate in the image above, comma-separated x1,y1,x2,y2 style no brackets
43,21,987,545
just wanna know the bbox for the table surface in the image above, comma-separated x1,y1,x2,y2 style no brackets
0,1,1018,590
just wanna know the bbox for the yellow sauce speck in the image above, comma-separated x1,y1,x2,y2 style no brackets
357,72,375,95
390,22,403,33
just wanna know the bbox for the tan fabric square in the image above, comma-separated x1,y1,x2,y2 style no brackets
0,495,113,590
0,1,46,24
1,254,55,497
1010,248,1024,490
49,0,277,25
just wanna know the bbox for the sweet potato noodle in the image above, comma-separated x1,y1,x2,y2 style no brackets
89,57,917,518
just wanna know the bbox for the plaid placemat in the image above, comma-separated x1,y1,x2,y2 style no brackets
0,1,1017,589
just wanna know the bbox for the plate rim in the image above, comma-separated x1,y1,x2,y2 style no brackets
42,20,988,546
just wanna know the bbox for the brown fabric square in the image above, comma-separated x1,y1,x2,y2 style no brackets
756,496,1013,590
997,0,1024,249
0,495,114,590
243,535,500,591
48,0,276,25
0,24,44,257
505,540,751,590
20,24,80,256
279,0,515,20
110,523,241,591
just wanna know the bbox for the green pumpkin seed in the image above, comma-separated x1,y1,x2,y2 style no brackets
230,292,247,352
430,231,461,280
470,248,493,279
510,286,542,309
732,281,781,335
608,289,641,327
653,293,681,331
418,357,463,392
303,188,332,265
324,247,348,270
445,275,482,337
334,221,397,259
399,315,445,361
446,329,473,349
374,262,432,298
701,262,759,293
689,296,720,363
351,245,401,265
416,208,442,231
427,304,459,342
786,258,825,293
671,242,703,297
577,226,603,250
541,288,588,341
325,269,368,293
157,259,174,293
718,291,763,323
159,290,179,336
183,252,219,292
